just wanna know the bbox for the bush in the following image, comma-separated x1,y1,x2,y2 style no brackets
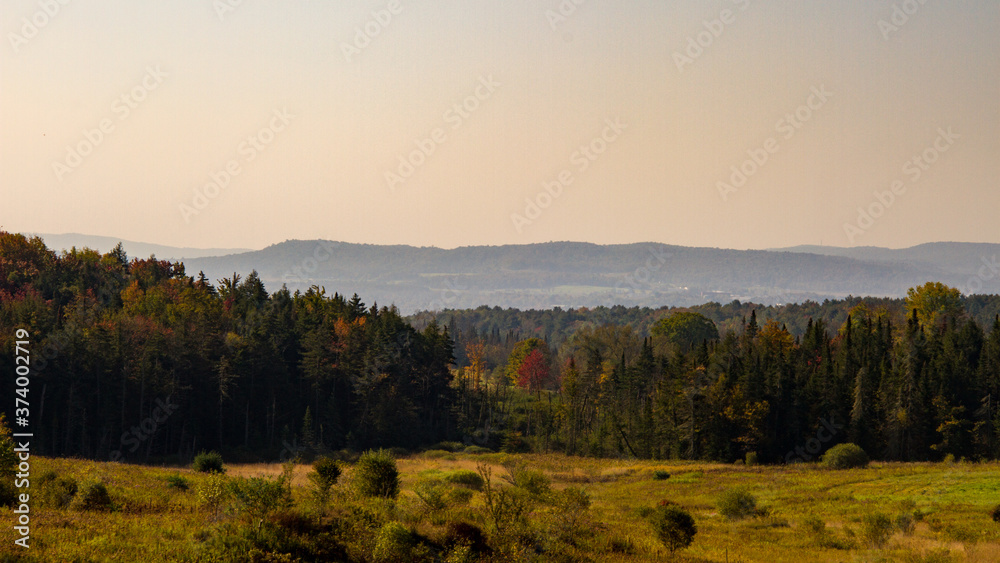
414,482,449,512
802,514,826,535
198,472,229,519
447,487,474,505
463,445,492,454
860,512,894,548
648,501,697,553
310,456,341,493
653,470,671,481
38,472,79,508
444,469,485,491
991,504,1000,523
77,482,113,511
166,475,190,491
372,521,415,562
432,441,465,452
745,451,759,466
192,450,225,474
444,521,490,557
717,488,759,520
0,480,16,508
228,476,290,528
895,512,916,534
355,449,401,499
502,463,550,498
821,443,869,469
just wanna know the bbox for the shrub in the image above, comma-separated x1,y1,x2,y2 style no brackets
463,445,492,454
717,488,759,520
310,456,341,489
653,470,671,481
192,450,225,473
355,449,401,499
372,521,415,562
895,512,916,534
444,469,484,491
745,451,759,466
38,472,78,508
77,482,113,511
648,501,697,553
502,462,550,498
821,443,869,469
478,463,530,534
414,482,449,512
198,472,229,519
228,476,290,529
802,514,826,535
432,441,466,452
860,512,894,548
444,521,490,556
0,480,16,508
447,487,474,505
166,475,190,491
991,504,1000,523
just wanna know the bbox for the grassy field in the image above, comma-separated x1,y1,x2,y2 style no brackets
2,453,999,562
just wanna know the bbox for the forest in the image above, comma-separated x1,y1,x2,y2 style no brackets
3,230,1000,465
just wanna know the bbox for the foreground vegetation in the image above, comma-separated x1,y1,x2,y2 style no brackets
2,452,999,561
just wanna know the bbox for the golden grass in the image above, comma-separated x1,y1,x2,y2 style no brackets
0,454,997,562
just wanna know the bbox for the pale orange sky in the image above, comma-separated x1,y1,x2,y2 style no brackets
1,0,997,250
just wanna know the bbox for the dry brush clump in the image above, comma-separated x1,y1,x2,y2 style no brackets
646,500,697,553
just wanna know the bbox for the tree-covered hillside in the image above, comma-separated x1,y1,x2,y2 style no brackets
3,231,1000,465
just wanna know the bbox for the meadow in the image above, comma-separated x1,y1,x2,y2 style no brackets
2,450,999,562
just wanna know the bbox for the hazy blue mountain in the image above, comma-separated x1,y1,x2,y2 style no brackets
772,242,1000,276
178,240,1000,315
33,233,997,314
31,233,252,261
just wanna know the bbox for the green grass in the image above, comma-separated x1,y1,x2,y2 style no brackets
1,455,999,561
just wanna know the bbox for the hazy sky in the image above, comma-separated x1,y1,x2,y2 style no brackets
2,0,997,251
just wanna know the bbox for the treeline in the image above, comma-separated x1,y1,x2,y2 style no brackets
3,231,1000,465
435,289,1000,463
0,232,455,462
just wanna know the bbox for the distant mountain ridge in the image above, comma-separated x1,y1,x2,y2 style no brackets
31,234,1000,315
183,240,999,314
31,233,252,260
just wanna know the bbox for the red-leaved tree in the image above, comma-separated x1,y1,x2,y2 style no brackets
516,349,550,396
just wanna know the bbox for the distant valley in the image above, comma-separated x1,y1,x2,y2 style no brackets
35,233,1000,314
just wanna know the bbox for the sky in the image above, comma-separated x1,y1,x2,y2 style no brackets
1,0,997,251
